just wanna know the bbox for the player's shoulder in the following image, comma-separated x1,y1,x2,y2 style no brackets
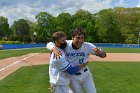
66,40,72,46
66,40,72,43
83,42,94,45
83,42,96,48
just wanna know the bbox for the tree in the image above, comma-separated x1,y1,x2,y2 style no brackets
95,9,123,43
55,13,72,39
12,19,30,36
11,19,30,42
113,7,140,43
72,9,92,29
0,16,10,39
125,34,137,44
35,12,55,42
85,21,96,42
72,9,97,42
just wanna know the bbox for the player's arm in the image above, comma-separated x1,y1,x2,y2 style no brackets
46,42,54,50
46,42,62,58
64,62,88,75
86,42,106,58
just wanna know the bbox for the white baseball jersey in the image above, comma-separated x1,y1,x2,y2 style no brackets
64,40,96,66
49,47,71,86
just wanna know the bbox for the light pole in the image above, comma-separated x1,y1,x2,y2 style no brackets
33,32,37,36
32,32,37,43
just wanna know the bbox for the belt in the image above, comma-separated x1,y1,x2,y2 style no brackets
75,68,88,75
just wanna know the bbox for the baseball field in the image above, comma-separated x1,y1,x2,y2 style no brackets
0,48,140,93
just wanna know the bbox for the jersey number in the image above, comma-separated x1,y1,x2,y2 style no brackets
79,58,84,64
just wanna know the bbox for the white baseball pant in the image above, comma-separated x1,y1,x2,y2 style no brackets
52,85,73,93
70,70,97,93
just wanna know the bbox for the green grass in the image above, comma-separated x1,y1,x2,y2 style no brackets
0,65,51,93
102,47,140,53
0,48,50,60
91,62,140,93
0,62,140,93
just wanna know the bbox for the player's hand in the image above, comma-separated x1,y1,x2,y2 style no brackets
79,62,88,69
92,48,101,55
82,62,88,67
52,47,62,59
84,61,88,65
92,48,106,58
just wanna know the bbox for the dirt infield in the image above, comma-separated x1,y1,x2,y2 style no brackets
0,53,140,80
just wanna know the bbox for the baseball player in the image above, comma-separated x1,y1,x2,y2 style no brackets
47,27,106,93
49,31,88,93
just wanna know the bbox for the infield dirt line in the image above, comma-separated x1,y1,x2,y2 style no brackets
0,53,39,72
0,53,42,80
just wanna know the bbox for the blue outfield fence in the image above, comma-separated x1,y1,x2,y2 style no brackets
1,44,46,49
0,43,140,50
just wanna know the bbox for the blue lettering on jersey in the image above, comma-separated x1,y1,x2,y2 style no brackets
79,58,84,64
66,52,85,57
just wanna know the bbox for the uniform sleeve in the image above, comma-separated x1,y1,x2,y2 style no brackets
54,55,70,71
54,56,81,74
46,42,55,50
85,42,97,55
46,40,72,51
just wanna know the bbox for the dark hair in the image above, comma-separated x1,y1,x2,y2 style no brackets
52,31,66,41
71,27,85,37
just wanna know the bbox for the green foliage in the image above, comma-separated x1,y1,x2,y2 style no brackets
72,9,97,42
0,16,10,37
95,9,123,43
55,13,72,39
35,12,55,41
9,35,25,42
35,35,48,44
9,35,20,41
85,21,96,42
11,19,30,36
29,22,38,36
125,34,137,44
0,36,2,40
0,40,21,44
22,35,32,43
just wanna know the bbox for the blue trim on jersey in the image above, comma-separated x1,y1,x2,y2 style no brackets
60,63,70,71
65,66,80,75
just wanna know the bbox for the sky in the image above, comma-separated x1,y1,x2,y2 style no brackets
0,0,140,26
